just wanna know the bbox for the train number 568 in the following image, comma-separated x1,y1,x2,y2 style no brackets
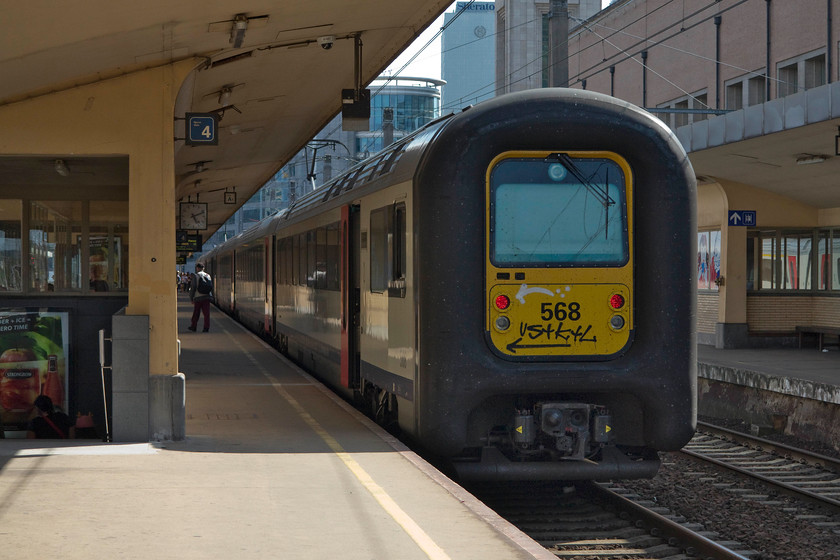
540,301,582,321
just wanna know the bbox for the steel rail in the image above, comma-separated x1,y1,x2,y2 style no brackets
588,483,753,560
685,422,840,512
697,421,840,471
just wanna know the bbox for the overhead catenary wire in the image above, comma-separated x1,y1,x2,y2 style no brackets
446,0,797,114
309,0,800,185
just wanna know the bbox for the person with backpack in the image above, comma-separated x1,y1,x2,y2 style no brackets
188,262,213,332
27,395,75,439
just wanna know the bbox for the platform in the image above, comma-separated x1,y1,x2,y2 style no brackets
698,343,840,405
697,343,840,451
0,296,553,560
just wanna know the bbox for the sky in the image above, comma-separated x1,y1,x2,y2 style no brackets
384,0,613,80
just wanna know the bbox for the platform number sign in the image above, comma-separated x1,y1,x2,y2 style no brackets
185,113,218,146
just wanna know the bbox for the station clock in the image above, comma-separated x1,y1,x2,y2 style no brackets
179,202,208,230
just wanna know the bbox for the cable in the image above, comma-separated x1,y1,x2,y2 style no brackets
448,0,781,112
570,0,756,87
576,14,789,87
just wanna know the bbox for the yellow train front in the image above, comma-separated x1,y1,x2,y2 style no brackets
206,88,697,481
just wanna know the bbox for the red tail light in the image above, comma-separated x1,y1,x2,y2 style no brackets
609,294,625,309
495,294,511,310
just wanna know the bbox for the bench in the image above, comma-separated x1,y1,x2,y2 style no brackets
795,325,840,351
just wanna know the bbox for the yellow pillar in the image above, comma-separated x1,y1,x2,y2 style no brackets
0,60,197,378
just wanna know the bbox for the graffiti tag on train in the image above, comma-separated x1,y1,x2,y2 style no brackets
505,322,596,353
514,283,572,304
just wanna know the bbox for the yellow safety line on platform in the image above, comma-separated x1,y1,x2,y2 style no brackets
223,324,453,560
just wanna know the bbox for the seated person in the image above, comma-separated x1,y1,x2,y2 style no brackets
27,395,75,439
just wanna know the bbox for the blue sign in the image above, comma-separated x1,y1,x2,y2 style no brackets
185,113,218,146
728,210,756,226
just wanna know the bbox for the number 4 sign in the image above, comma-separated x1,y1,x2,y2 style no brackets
185,113,219,146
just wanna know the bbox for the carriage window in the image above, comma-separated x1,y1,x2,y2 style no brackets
370,203,406,296
315,227,327,289
490,156,628,266
306,231,317,287
326,223,340,291
276,237,286,285
297,233,307,286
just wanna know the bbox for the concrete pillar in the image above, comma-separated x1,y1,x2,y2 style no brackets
0,60,197,439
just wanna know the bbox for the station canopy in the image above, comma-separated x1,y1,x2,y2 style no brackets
0,1,452,237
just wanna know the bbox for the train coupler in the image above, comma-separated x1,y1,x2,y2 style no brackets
511,403,612,461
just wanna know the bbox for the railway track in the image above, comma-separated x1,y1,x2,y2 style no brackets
465,480,756,559
683,421,840,513
463,424,840,558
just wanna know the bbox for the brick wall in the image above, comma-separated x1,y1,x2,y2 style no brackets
747,296,840,332
697,292,719,334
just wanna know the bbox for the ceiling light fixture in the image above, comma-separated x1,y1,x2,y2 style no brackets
796,154,828,165
54,159,70,177
231,14,249,48
218,87,232,106
191,160,212,173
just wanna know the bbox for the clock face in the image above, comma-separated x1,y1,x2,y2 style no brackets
180,202,208,230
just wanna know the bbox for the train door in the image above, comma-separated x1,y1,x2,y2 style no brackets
340,204,361,388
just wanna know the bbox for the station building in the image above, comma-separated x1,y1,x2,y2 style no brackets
494,0,603,93
442,2,497,110
552,0,840,349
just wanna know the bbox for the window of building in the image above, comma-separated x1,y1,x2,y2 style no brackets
747,228,840,292
657,90,709,130
777,63,798,98
541,13,550,88
776,50,826,98
0,200,22,292
30,201,82,293
725,71,768,110
89,201,128,292
0,197,127,295
748,75,767,105
725,81,743,111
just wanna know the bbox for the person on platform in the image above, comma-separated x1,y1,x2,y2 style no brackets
189,262,213,332
27,395,75,439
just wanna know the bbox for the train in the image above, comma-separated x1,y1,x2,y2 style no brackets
202,88,698,481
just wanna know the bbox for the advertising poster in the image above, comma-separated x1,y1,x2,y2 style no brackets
710,230,721,291
0,311,69,427
697,231,709,289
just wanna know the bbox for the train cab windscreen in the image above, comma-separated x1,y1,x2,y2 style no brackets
490,155,628,267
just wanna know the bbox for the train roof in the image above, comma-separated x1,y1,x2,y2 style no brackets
268,113,453,229
206,112,453,254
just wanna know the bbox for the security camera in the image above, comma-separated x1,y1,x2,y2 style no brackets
318,36,335,50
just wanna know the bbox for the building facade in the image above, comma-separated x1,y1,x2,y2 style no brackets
555,0,840,348
495,0,602,93
442,1,497,110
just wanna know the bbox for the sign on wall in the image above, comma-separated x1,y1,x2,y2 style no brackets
0,311,70,428
728,210,756,226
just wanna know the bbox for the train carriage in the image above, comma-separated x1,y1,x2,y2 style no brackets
205,88,697,481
